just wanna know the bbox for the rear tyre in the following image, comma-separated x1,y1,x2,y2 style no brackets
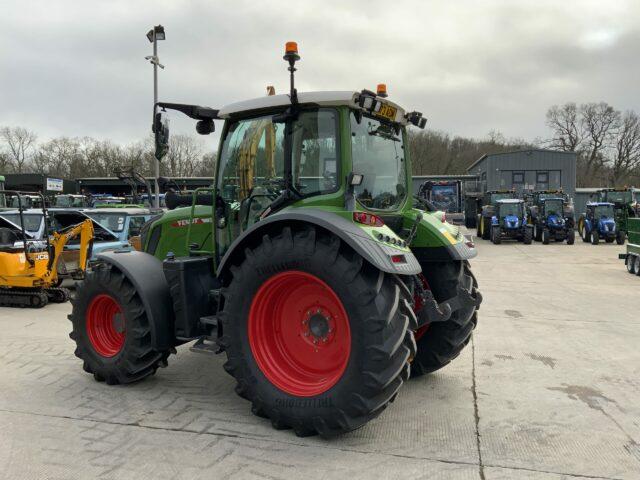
542,228,550,245
635,256,640,276
616,231,626,245
411,261,478,377
567,228,575,245
591,231,599,245
523,226,532,245
481,217,491,240
627,255,637,274
69,264,172,385
219,226,415,437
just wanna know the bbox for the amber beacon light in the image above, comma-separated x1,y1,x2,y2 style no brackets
377,83,388,98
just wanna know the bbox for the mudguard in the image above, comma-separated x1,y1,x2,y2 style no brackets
216,209,422,277
97,250,174,350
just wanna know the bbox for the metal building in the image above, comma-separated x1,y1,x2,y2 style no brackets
466,149,577,198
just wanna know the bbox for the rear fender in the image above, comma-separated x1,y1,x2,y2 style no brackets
96,250,174,350
216,209,422,278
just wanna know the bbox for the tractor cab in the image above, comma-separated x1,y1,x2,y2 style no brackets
488,199,532,244
493,199,525,229
579,202,620,245
476,189,517,240
596,188,638,241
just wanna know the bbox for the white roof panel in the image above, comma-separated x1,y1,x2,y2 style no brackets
218,91,407,123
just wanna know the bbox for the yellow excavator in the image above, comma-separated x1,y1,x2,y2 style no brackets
0,191,94,308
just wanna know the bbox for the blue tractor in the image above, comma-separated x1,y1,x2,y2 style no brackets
528,196,575,244
578,202,619,245
490,199,533,244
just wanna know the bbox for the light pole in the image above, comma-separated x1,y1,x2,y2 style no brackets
145,25,165,209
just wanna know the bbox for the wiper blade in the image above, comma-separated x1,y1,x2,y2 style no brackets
368,127,400,142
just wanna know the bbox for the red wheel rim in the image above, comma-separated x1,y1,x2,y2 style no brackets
86,294,125,357
248,271,351,397
414,274,431,341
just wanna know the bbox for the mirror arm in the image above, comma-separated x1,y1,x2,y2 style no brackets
155,102,220,121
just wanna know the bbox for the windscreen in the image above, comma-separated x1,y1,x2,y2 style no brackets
498,203,522,217
544,199,564,216
595,205,614,218
0,213,43,233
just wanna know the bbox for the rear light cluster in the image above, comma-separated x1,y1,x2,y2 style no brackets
353,212,384,227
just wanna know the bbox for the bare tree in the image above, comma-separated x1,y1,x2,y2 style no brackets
546,103,583,152
580,102,620,179
164,134,205,177
1,126,37,173
611,111,640,186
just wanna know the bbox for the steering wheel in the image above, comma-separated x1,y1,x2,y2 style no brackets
372,192,395,209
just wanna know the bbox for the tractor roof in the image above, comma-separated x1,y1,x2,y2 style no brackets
218,91,408,124
496,198,523,204
587,202,614,207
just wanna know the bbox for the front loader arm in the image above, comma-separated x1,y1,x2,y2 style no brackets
48,219,95,279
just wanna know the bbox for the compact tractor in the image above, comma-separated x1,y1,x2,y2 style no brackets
596,188,638,244
0,191,94,307
68,43,482,437
476,190,517,240
578,202,620,245
620,217,640,275
488,198,532,244
526,191,575,244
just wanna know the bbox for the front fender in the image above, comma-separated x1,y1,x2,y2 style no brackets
216,209,422,277
96,250,174,350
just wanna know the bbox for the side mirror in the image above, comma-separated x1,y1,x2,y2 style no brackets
153,111,170,160
196,119,215,135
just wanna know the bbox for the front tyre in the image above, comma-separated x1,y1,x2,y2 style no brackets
616,231,626,245
542,228,550,245
411,261,478,377
567,228,575,245
591,230,599,245
219,227,414,437
523,226,533,245
69,264,172,385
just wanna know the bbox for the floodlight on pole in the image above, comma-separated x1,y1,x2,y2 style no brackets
145,24,166,209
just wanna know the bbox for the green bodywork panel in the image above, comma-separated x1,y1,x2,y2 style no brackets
627,218,640,256
142,105,466,266
146,205,213,259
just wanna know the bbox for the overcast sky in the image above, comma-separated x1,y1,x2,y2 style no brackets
1,0,639,152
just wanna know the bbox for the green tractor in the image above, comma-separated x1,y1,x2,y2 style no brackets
68,43,482,437
596,188,639,244
620,217,640,275
476,190,517,240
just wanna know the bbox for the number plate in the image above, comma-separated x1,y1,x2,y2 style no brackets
376,104,397,121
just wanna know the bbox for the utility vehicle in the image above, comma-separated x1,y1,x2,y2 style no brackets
578,202,618,245
476,190,517,240
620,217,640,275
597,188,638,244
68,43,482,437
489,198,532,244
526,192,575,244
